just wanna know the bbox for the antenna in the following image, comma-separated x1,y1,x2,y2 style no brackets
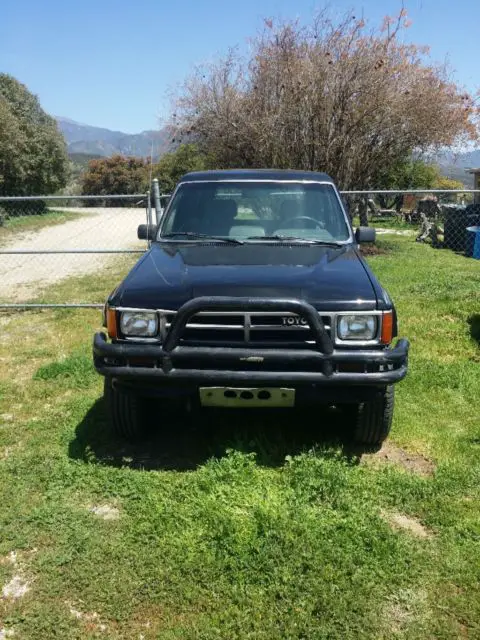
149,139,154,186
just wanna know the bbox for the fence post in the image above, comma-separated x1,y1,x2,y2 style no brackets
147,190,152,227
358,196,369,226
146,190,153,247
152,178,163,225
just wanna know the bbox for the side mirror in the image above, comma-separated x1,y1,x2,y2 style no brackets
137,224,157,241
355,226,376,244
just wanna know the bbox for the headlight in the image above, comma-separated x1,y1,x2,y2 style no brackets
337,315,377,341
120,310,158,337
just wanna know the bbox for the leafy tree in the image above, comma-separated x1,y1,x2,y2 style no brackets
376,160,467,208
81,155,149,197
432,175,467,204
175,10,479,192
378,160,438,191
0,98,26,196
152,144,209,193
433,175,465,190
375,159,439,209
0,74,69,196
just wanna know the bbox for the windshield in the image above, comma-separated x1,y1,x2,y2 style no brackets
158,181,351,243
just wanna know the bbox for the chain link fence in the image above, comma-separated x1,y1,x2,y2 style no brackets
342,189,480,251
0,193,155,308
0,187,479,310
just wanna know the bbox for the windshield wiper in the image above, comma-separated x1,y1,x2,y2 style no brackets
246,235,343,247
161,232,244,244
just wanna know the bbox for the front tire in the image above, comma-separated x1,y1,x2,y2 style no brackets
103,378,145,440
353,385,395,448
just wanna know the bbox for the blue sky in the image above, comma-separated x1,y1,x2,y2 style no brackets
1,0,478,133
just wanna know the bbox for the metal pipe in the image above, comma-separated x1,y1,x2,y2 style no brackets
0,303,104,309
146,190,153,227
162,296,334,355
146,190,153,248
20,189,472,200
0,250,147,255
340,189,480,195
94,363,408,386
152,178,163,225
0,194,148,202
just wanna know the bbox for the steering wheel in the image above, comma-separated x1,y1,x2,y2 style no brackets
280,215,325,230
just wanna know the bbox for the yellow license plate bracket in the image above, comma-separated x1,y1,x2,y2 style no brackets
199,387,295,408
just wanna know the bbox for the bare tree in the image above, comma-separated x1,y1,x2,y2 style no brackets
174,9,479,198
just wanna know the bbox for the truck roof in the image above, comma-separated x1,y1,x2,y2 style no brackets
178,169,335,183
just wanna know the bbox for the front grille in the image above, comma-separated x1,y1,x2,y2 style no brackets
162,311,332,348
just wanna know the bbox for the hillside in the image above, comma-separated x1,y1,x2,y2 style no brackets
437,149,480,169
56,117,478,189
434,149,479,187
68,152,103,182
56,117,175,159
438,164,474,188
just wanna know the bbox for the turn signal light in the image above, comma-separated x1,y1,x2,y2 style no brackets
381,311,394,345
106,307,118,339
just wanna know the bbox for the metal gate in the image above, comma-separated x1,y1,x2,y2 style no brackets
0,186,478,310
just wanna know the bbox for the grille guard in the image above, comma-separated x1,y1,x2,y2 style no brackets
94,297,409,386
159,297,335,354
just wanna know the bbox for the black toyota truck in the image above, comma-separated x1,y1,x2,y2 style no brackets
93,169,409,446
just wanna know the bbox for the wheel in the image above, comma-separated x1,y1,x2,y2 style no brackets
103,378,145,440
353,385,395,447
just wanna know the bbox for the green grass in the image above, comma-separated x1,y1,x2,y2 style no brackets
352,214,416,231
0,210,87,244
30,253,138,305
0,236,479,638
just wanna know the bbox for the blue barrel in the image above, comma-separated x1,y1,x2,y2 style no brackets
465,226,480,259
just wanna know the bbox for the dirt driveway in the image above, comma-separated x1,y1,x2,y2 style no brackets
0,207,148,302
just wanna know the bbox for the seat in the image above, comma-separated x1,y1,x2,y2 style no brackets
279,199,302,224
199,199,238,236
276,198,320,231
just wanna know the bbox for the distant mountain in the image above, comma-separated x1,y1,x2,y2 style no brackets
56,117,175,159
435,149,480,188
438,164,474,188
436,149,480,169
68,152,104,182
68,152,103,166
57,115,480,188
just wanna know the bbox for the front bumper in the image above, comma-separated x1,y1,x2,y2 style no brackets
93,296,409,388
93,335,409,387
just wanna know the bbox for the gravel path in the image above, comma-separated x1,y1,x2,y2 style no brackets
0,208,148,302
0,208,414,303
375,228,416,236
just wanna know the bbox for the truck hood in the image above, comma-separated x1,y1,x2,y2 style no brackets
112,242,379,311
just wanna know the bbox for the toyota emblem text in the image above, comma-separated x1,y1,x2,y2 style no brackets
281,316,308,326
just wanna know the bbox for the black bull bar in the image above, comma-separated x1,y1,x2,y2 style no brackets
93,297,409,385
